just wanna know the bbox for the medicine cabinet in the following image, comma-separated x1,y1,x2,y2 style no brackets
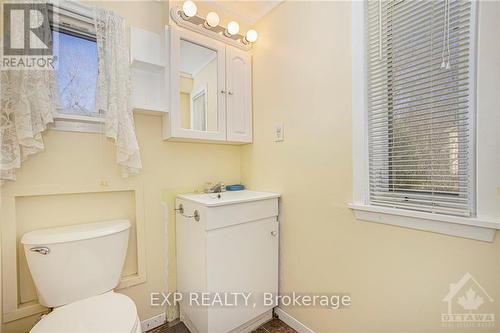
163,27,252,144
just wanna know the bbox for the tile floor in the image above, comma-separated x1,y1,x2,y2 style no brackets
253,318,297,333
149,318,296,333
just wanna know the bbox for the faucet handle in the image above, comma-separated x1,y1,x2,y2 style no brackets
204,181,226,193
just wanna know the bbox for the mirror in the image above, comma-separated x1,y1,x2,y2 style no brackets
179,39,218,132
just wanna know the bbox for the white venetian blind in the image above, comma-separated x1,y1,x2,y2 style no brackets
366,0,474,216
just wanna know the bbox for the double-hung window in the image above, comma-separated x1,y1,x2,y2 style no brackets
367,0,474,217
351,0,500,241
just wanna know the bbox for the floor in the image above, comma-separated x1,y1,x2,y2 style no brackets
149,318,296,333
253,318,297,333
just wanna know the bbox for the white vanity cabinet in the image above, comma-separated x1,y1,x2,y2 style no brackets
163,26,253,144
176,191,279,333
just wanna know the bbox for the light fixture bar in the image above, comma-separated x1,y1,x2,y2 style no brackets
170,6,253,51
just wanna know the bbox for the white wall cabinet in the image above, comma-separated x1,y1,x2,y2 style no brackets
163,26,253,144
176,191,279,333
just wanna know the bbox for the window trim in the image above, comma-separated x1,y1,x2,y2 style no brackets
50,0,103,133
350,0,500,242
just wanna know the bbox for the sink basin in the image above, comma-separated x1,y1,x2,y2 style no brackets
177,190,280,207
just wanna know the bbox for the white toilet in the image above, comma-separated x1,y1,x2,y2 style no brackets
21,219,141,333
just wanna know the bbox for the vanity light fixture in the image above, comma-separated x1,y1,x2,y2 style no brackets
182,0,197,18
174,1,257,50
225,21,240,36
204,12,220,28
244,29,258,43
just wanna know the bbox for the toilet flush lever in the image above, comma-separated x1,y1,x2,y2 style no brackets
30,247,50,255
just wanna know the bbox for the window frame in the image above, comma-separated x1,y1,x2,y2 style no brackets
49,1,104,133
367,0,476,218
350,0,500,242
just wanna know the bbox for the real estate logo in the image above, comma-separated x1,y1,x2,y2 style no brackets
442,272,495,328
2,2,55,69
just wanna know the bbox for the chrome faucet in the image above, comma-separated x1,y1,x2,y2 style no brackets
205,182,225,193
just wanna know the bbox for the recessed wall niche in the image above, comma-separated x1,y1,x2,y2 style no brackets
2,186,146,322
15,191,137,306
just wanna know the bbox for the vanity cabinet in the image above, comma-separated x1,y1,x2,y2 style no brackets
176,191,279,333
163,26,253,144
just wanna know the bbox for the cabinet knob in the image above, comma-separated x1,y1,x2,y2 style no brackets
228,91,234,95
271,231,277,237
220,90,227,94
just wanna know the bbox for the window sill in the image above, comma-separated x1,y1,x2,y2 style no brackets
348,203,499,242
53,114,104,133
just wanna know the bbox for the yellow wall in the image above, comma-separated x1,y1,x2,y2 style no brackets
180,76,193,128
192,58,218,131
0,1,241,332
241,1,500,332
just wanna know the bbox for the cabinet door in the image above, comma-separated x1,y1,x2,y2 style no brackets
166,27,227,142
206,218,278,332
226,46,253,143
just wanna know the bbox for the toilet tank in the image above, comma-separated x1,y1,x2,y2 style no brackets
21,220,130,308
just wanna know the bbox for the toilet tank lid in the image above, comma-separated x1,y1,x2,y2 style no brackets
21,220,131,245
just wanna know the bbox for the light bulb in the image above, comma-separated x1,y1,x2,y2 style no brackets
226,21,240,36
205,12,220,28
245,29,258,43
182,1,197,18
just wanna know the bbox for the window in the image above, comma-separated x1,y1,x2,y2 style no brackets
49,4,103,132
54,31,98,117
351,1,500,241
366,0,474,217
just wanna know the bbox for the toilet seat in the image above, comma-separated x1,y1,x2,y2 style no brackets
30,291,140,333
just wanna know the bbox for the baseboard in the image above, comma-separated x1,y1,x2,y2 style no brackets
180,308,272,333
179,308,200,333
141,312,167,332
274,308,316,333
229,309,273,333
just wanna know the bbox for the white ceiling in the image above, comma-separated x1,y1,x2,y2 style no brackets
180,39,217,76
208,1,284,25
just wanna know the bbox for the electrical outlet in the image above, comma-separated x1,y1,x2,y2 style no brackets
274,122,284,142
141,313,166,332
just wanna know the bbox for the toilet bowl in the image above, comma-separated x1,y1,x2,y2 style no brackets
31,292,141,333
22,220,139,333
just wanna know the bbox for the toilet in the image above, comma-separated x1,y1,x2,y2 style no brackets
21,219,141,333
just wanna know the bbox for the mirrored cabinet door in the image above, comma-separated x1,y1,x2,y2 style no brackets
166,27,226,142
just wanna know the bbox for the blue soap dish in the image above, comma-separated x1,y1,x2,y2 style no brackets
226,184,245,191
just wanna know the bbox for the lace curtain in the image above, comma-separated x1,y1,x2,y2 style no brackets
0,4,57,181
95,8,142,177
0,6,142,181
